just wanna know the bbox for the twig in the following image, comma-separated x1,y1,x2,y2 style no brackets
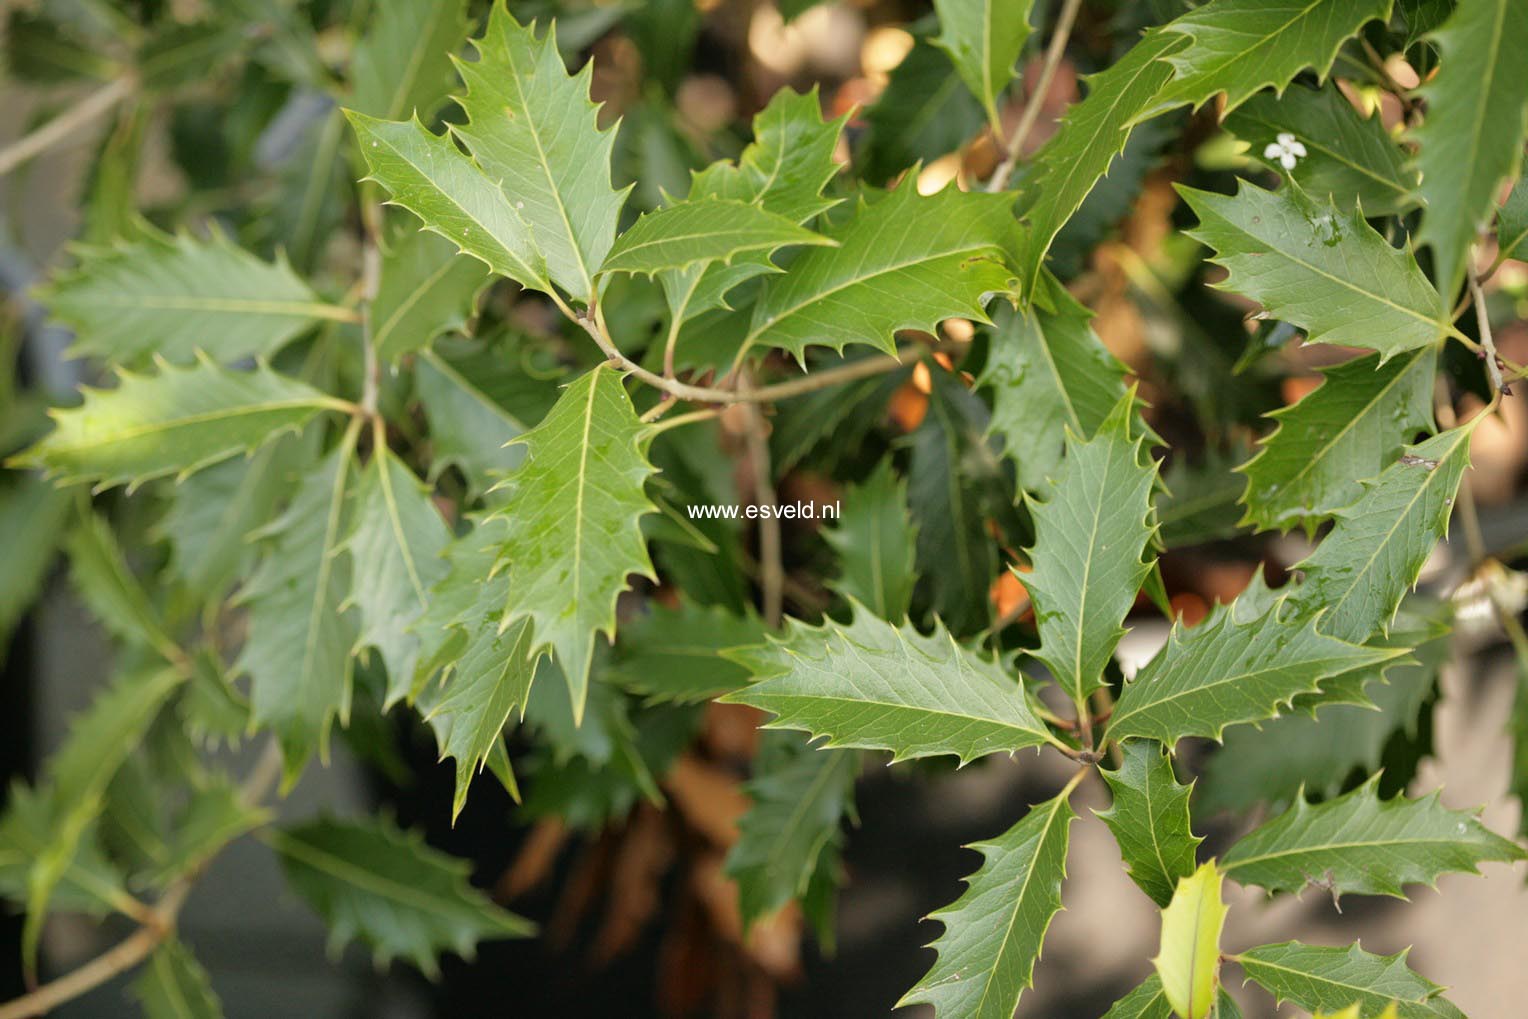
0,77,136,178
1467,262,1507,397
739,374,783,628
987,0,1083,193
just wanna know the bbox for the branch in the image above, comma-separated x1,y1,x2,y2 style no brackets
1468,262,1507,397
0,77,137,179
986,0,1083,193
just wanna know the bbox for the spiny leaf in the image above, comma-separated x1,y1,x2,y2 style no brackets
605,597,765,705
823,459,917,621
495,363,657,719
1148,0,1392,116
345,447,453,707
859,33,986,186
39,229,345,364
131,938,224,1019
1101,973,1245,1019
0,783,127,918
451,7,628,299
1236,941,1466,1019
148,778,269,886
371,225,490,362
1238,348,1437,534
601,198,833,278
351,0,470,121
898,787,1074,1019
1098,742,1202,907
978,273,1132,493
1221,776,1524,899
1179,180,1450,362
237,431,361,779
721,606,1056,764
724,733,858,931
1153,861,1228,1019
1289,423,1476,643
1025,391,1157,705
66,511,179,661
1410,0,1528,297
741,178,1020,362
0,475,69,645
269,815,532,978
347,112,551,293
415,348,529,500
1225,83,1417,216
12,355,341,492
1105,603,1409,745
931,0,1034,132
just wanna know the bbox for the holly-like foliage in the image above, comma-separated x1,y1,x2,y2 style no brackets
3,0,1528,1017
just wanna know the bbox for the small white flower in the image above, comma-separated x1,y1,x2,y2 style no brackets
1263,132,1307,170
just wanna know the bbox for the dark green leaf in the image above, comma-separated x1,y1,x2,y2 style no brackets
1098,742,1202,906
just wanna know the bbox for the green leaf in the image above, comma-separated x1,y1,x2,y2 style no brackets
1098,742,1202,907
371,226,490,362
741,178,1020,362
1289,423,1476,643
1179,180,1450,362
931,0,1034,131
347,111,551,294
601,198,833,278
1221,776,1524,899
1025,392,1157,704
269,815,532,977
606,597,765,705
1153,861,1228,1019
898,787,1074,1019
151,779,269,886
415,348,529,500
724,733,857,930
346,447,453,706
352,0,470,120
39,230,347,364
1224,84,1417,216
1410,0,1528,297
823,460,917,621
65,511,179,661
1101,975,1243,1019
0,474,69,644
1237,941,1466,1019
1496,174,1528,262
1014,28,1183,292
0,783,127,917
131,938,224,1019
237,430,361,778
451,8,628,299
978,274,1132,493
1148,0,1392,116
1238,348,1436,533
721,607,1057,764
1106,604,1408,744
495,364,657,718
12,356,340,492
859,34,986,186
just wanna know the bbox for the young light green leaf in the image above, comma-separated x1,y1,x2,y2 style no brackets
1410,0,1528,297
1238,348,1437,534
12,355,342,492
347,112,551,293
898,786,1074,1019
1289,423,1477,643
978,274,1132,493
131,938,224,1019
1100,976,1243,1019
371,226,490,362
824,460,917,621
931,0,1033,132
1148,0,1392,116
237,431,361,779
269,815,532,977
1105,604,1409,744
606,597,765,705
1025,391,1157,705
1153,861,1228,1019
1098,742,1202,907
346,447,453,706
1179,180,1450,362
1222,776,1524,899
415,348,529,500
725,733,858,931
39,230,346,364
451,8,628,299
351,0,469,120
601,198,833,278
1236,941,1466,1019
1225,84,1417,216
495,363,657,719
721,607,1057,764
741,178,1020,362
